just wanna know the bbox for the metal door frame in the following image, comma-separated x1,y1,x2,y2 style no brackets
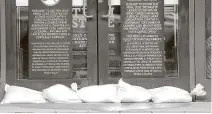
195,0,211,102
0,0,6,100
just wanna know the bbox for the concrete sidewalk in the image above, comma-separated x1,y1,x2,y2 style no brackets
0,102,211,113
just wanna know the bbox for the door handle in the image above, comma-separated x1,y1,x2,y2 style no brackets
83,0,94,19
101,0,112,19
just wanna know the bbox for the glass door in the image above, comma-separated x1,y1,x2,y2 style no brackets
98,0,193,91
6,0,97,90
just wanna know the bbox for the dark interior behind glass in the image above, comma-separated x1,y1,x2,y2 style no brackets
108,1,179,78
16,4,88,79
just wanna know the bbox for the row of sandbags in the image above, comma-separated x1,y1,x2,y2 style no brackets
1,79,206,104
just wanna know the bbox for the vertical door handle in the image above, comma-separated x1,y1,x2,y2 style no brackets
83,0,94,19
101,0,112,19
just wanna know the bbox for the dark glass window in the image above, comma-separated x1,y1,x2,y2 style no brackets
16,0,88,79
108,0,179,78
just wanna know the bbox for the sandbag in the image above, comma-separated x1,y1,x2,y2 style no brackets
190,84,206,97
117,79,151,103
77,84,121,103
42,84,82,103
149,86,192,103
1,84,47,104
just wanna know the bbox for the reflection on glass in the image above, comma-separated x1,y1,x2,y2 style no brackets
164,0,179,77
16,0,88,79
109,0,179,78
206,0,211,79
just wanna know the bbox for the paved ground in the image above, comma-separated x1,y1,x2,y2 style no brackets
0,102,211,113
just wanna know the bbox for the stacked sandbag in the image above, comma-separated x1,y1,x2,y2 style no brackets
149,83,206,103
1,84,47,104
76,79,152,103
117,79,152,103
42,84,82,103
149,86,192,103
1,80,206,104
76,84,121,103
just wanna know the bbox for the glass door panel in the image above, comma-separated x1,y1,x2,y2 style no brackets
6,0,97,90
98,0,191,90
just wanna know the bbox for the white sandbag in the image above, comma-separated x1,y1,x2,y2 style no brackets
149,86,192,103
4,84,10,92
1,84,47,104
77,84,121,103
190,84,206,97
42,84,82,103
117,79,151,103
